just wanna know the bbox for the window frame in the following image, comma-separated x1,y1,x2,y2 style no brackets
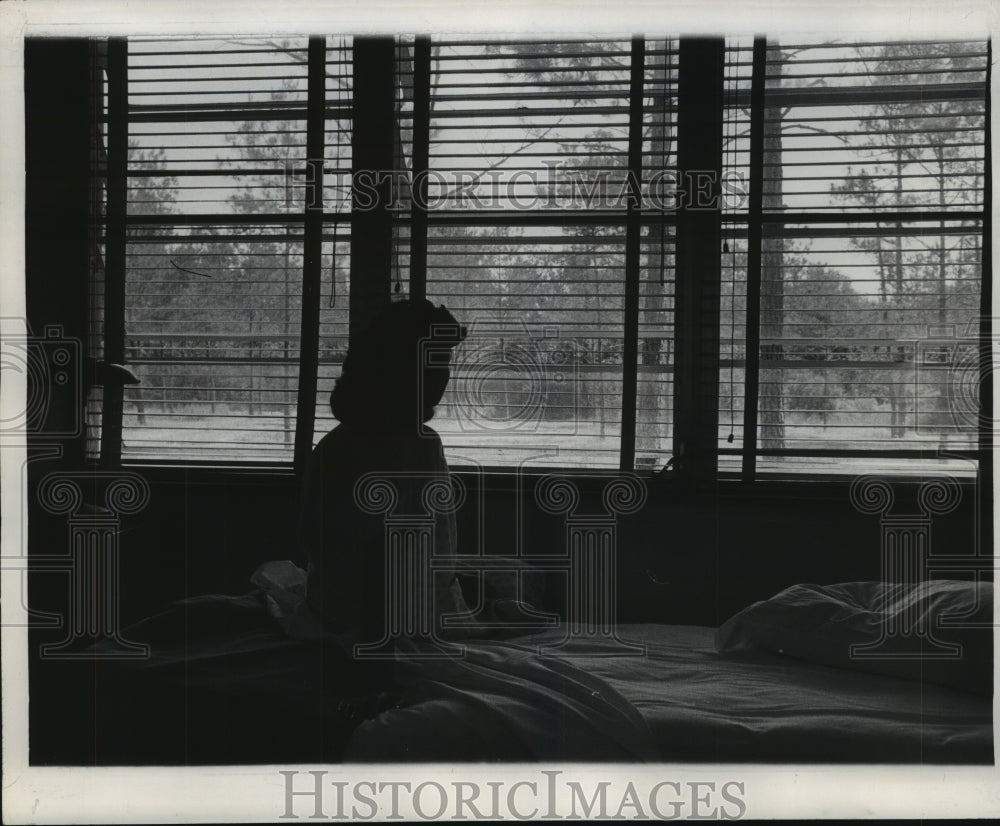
732,37,990,482
98,34,991,485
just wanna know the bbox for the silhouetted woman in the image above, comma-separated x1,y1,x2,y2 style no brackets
299,299,468,650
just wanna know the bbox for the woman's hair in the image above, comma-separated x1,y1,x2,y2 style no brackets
330,299,466,427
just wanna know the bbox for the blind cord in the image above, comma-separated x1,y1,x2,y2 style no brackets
659,40,671,288
329,37,348,309
724,42,738,444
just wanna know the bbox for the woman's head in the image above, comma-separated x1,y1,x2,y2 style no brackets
330,299,465,428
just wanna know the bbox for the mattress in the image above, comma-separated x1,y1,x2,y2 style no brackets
346,624,993,763
74,594,991,765
563,624,992,763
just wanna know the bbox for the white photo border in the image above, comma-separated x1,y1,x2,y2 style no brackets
2,0,997,822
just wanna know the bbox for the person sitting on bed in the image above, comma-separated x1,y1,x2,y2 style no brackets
299,298,469,651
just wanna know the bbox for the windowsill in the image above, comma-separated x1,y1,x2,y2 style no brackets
119,460,300,486
113,459,983,504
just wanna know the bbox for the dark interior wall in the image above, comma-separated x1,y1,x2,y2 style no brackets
24,38,94,464
25,38,92,333
25,470,982,636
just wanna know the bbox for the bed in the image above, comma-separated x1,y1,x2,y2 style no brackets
62,575,991,765
344,623,990,763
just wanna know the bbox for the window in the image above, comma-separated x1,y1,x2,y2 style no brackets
732,38,987,478
95,35,989,478
416,39,675,469
114,36,351,464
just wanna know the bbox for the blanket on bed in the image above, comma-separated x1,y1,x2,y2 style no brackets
346,638,660,761
89,567,991,764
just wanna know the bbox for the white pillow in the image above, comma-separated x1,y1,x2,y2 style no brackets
715,580,993,696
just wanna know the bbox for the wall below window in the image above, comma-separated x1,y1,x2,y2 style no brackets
26,468,983,637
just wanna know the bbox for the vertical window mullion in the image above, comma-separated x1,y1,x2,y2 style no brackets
740,36,767,482
350,38,397,341
293,37,328,471
408,37,432,302
977,39,992,554
619,36,646,472
99,37,127,467
672,38,725,484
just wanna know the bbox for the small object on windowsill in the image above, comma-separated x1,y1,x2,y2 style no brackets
656,456,676,476
727,432,734,443
89,361,140,387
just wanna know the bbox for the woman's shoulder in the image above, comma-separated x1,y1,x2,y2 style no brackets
311,423,444,466
314,421,442,444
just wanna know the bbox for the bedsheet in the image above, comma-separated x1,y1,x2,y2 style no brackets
94,593,992,764
570,625,991,763
345,635,661,761
348,624,992,763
